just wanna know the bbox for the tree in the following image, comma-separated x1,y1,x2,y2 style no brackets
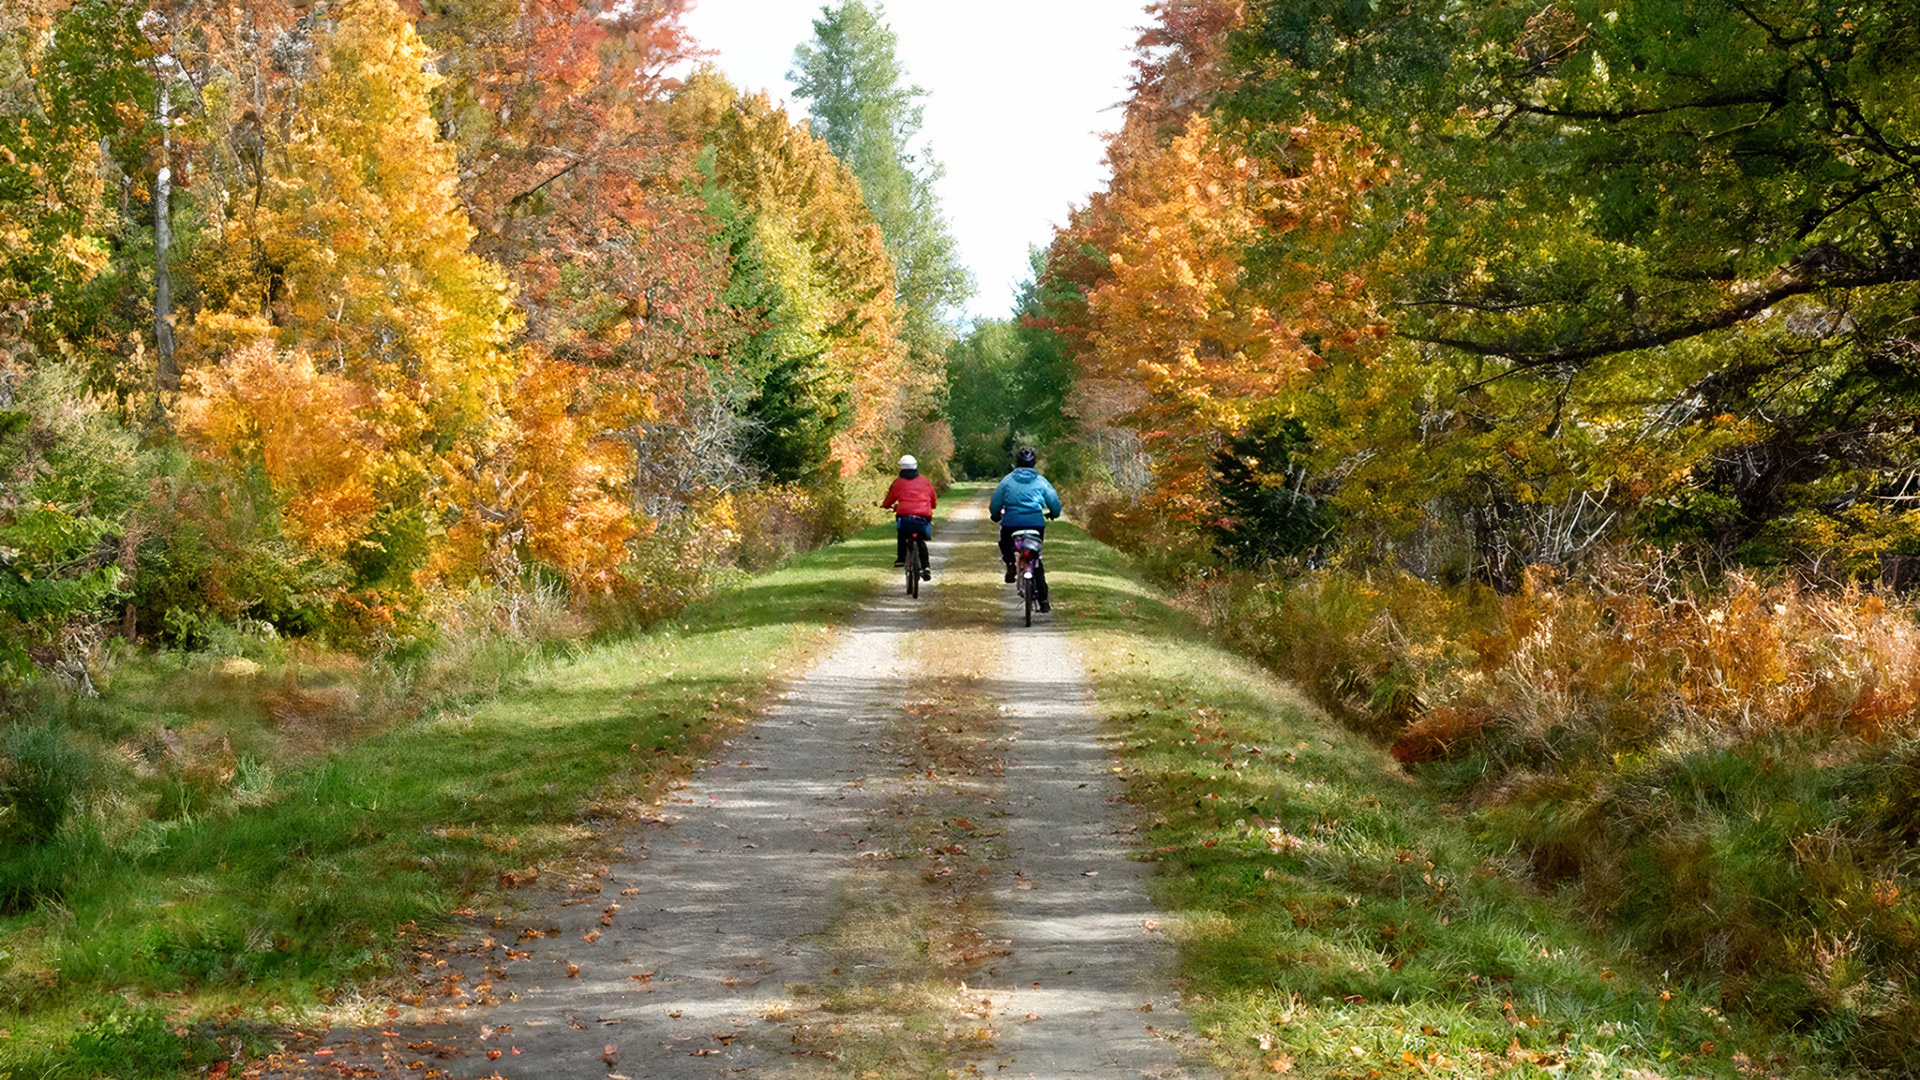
946,254,1078,479
417,1,746,565
1229,0,1920,578
424,0,729,384
790,1,970,425
175,0,523,589
689,74,909,479
0,0,146,375
1031,0,1388,535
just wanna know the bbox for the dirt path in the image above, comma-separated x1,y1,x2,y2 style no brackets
272,498,1211,1078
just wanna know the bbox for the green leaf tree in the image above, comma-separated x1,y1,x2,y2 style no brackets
790,1,971,429
1230,0,1920,580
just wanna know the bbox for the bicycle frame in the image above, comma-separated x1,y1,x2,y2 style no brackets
1011,529,1043,625
900,517,930,598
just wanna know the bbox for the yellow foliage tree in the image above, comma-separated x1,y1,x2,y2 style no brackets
183,0,642,594
253,0,520,455
697,81,909,477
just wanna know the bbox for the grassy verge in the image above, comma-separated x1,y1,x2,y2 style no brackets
0,525,898,1077
1043,523,1824,1079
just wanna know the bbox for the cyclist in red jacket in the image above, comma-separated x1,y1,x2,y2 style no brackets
881,454,937,580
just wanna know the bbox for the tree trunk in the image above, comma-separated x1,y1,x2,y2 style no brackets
150,82,177,429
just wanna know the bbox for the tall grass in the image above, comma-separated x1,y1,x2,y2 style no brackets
1044,523,1822,1079
1172,558,1920,1073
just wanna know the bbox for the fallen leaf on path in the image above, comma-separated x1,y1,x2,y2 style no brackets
629,972,654,984
603,1044,619,1067
583,930,602,944
568,963,580,978
486,1050,501,1061
667,1010,682,1018
1266,1055,1293,1073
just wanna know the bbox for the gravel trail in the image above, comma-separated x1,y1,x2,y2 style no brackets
269,498,1212,1078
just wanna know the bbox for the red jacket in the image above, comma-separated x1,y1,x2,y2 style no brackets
882,474,937,518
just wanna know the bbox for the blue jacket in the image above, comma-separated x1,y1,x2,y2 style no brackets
990,467,1062,529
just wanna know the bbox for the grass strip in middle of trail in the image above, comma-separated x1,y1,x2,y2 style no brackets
0,526,900,1078
772,501,1015,1078
1044,522,1813,1079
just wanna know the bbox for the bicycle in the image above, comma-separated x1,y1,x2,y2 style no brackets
1010,529,1044,625
900,517,931,598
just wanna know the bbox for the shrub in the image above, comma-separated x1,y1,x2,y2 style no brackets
0,722,90,846
0,362,151,683
1180,556,1920,1067
0,721,93,912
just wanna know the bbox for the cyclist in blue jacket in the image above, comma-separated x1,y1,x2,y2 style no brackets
990,447,1062,611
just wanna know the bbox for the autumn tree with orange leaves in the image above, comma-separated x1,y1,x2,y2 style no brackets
1036,0,1386,540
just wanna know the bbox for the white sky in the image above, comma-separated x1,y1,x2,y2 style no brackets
680,0,1146,322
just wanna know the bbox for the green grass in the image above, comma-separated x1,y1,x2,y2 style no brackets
1042,522,1829,1079
0,526,898,1077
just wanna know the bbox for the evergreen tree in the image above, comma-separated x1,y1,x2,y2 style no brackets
789,1,971,406
687,74,909,479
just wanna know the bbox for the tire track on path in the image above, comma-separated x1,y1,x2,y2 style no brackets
268,496,1213,1078
963,575,1203,1079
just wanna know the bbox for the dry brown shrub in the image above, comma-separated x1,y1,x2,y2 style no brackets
1390,704,1494,763
1454,563,1920,743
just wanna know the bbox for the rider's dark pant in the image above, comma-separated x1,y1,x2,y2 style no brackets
896,516,931,566
999,525,1047,602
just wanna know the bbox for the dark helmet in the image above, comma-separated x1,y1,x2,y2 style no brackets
1014,446,1038,468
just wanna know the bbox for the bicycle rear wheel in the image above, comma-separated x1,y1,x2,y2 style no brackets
1020,567,1033,626
906,541,920,598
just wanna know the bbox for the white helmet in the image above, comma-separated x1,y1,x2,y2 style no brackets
898,455,918,469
